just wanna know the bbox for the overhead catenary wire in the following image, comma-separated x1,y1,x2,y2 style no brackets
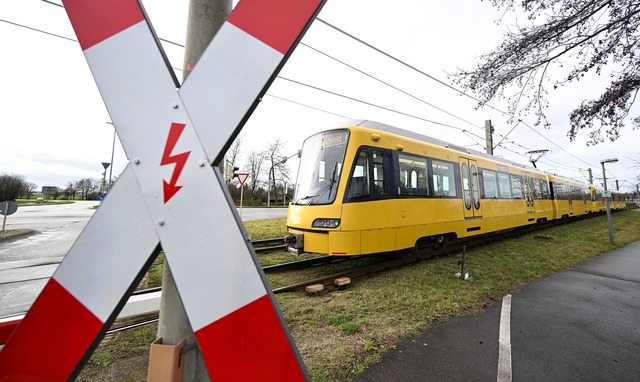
5,9,628,186
299,40,595,177
5,8,594,175
0,17,77,42
299,42,486,134
315,17,604,175
265,93,351,120
277,76,486,141
0,17,185,72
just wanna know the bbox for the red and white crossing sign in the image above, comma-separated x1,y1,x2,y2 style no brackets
237,172,250,186
0,0,326,380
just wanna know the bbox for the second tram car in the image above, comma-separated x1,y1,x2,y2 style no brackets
285,120,623,256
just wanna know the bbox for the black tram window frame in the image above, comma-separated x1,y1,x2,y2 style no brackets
396,152,430,198
497,172,512,199
479,168,499,199
343,146,393,203
427,157,461,199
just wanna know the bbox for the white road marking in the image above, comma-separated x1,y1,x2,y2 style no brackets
497,294,512,382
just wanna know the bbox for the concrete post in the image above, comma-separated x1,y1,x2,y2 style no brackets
157,1,231,380
485,120,493,155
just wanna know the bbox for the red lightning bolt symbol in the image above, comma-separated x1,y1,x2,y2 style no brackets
160,122,191,204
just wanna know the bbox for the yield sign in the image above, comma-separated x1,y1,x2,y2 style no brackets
237,172,250,186
0,0,326,380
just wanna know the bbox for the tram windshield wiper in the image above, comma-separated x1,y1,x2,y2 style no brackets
310,162,339,205
326,162,338,201
295,195,317,205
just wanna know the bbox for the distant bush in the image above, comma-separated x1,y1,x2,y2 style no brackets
0,174,27,201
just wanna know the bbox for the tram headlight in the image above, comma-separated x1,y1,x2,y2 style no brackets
312,218,341,229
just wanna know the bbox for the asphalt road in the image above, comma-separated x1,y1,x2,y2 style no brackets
0,203,287,317
354,241,640,381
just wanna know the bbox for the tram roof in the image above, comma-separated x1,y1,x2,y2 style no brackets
344,119,533,170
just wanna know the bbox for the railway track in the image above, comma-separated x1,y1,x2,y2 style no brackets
62,210,625,335
252,238,287,254
270,213,603,294
263,255,355,273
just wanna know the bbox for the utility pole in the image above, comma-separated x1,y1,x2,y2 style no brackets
615,179,619,191
485,120,494,155
588,168,593,184
157,0,231,380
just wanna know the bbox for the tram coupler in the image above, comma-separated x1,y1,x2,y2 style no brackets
284,232,304,255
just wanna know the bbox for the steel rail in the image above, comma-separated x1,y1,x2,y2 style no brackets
271,213,604,294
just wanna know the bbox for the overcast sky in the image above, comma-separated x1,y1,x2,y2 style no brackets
1,0,638,192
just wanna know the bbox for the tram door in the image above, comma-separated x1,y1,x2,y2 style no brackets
459,158,483,219
522,172,535,213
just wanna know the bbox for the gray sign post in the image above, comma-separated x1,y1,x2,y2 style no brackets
0,200,18,231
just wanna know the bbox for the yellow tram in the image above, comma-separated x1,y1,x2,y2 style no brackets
285,120,570,256
547,174,592,219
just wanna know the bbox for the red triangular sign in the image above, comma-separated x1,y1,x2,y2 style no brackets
237,173,249,186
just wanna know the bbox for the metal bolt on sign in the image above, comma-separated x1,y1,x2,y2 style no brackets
0,0,326,380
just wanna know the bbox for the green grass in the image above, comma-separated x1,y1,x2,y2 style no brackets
78,210,640,381
277,210,640,381
0,229,37,242
15,198,74,206
243,216,287,240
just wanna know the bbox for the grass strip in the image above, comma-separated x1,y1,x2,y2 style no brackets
79,210,640,381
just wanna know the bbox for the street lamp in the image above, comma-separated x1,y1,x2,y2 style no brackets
267,150,301,207
106,122,117,191
600,158,618,245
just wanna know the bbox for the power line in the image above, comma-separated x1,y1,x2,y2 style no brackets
277,75,485,140
0,18,77,42
299,42,485,134
315,18,491,109
27,0,188,48
265,93,351,120
4,10,619,183
159,37,184,48
316,17,601,172
40,0,63,7
300,39,591,175
0,17,184,72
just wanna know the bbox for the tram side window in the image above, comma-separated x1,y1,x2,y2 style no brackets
373,149,385,196
532,178,541,199
347,150,370,199
398,153,428,196
481,169,498,199
537,179,550,199
432,160,457,197
555,183,566,200
542,181,550,199
497,172,512,199
510,175,524,199
595,190,603,201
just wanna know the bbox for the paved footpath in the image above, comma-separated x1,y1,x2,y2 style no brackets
354,241,640,382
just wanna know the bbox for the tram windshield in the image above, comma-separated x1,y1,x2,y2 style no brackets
293,129,349,205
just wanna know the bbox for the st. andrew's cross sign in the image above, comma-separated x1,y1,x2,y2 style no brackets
0,0,326,380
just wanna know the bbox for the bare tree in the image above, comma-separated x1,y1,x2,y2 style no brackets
227,134,243,168
245,149,267,196
64,181,77,200
265,138,291,204
76,178,97,200
451,0,640,145
24,182,37,199
0,174,26,201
